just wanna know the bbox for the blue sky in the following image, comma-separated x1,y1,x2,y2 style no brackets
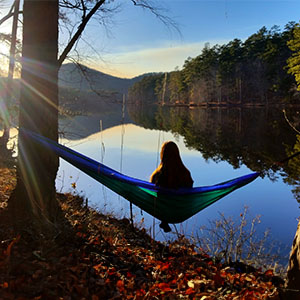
77,0,300,78
1,0,300,78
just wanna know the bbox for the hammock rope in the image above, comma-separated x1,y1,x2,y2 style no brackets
25,130,260,224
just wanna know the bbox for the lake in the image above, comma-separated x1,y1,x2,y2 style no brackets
56,105,300,260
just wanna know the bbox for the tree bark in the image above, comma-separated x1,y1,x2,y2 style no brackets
1,0,20,153
10,0,59,226
285,220,300,299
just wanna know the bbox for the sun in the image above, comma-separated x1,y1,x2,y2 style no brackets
0,41,10,76
0,40,9,56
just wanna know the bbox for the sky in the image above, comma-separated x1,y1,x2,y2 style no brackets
1,0,300,78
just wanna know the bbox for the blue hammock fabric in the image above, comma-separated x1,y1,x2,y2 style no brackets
26,131,260,223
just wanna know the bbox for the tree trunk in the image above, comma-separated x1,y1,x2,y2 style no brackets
285,220,300,299
9,0,59,226
0,128,9,152
1,0,20,157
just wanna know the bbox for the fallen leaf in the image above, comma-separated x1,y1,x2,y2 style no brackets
185,287,195,295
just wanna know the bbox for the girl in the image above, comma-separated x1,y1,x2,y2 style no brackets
150,141,193,232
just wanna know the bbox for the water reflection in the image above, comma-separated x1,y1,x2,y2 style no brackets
128,105,300,202
57,105,300,249
58,104,131,140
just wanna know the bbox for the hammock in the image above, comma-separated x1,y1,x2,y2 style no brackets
26,131,259,224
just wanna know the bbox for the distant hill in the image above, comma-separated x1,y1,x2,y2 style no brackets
59,63,146,94
58,63,155,114
1,64,157,97
1,65,157,120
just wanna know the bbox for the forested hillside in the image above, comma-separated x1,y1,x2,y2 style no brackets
58,63,145,114
129,23,300,106
59,63,141,93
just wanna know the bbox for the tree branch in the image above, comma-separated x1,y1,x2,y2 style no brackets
0,12,13,26
283,109,300,135
58,0,180,67
59,0,81,10
0,1,22,27
130,0,180,35
80,0,87,19
58,0,106,67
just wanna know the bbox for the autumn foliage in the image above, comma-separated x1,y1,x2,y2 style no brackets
0,169,283,299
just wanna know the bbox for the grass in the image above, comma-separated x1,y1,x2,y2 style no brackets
190,207,289,276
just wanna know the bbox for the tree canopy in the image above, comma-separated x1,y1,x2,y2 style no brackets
129,23,298,106
287,22,300,90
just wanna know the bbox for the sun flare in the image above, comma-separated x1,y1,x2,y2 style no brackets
0,41,9,76
0,40,9,56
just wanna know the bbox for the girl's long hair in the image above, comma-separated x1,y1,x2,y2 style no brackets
150,141,193,188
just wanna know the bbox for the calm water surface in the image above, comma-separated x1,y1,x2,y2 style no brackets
56,107,300,250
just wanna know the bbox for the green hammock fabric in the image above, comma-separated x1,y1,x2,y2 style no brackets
27,131,259,223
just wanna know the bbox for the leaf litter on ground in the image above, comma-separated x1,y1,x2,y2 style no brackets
0,168,283,299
